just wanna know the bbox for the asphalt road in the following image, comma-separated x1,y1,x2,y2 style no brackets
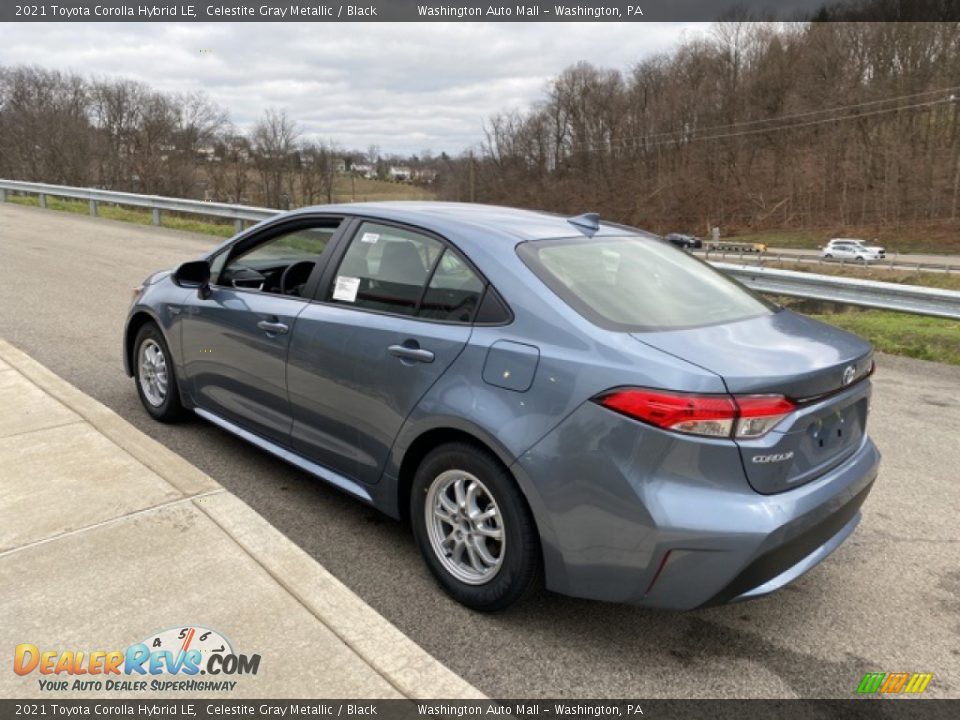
2,202,958,698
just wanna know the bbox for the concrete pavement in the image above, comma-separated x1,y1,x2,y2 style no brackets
0,338,483,700
1,201,959,698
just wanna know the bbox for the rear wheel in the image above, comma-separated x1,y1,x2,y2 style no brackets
133,323,185,422
411,442,540,611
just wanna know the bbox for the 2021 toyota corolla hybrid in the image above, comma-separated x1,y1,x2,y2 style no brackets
124,203,880,611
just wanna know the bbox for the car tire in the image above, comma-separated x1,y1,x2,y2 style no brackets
824,253,833,259
411,442,541,611
133,322,186,423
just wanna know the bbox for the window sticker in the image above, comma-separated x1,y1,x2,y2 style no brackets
332,275,361,302
360,232,380,244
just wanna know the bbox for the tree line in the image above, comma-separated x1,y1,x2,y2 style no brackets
0,66,435,209
445,21,960,236
4,19,960,237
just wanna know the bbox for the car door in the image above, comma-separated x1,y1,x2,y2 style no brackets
180,218,342,444
837,243,857,259
286,219,486,485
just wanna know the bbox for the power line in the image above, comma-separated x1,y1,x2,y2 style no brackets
630,85,960,142
543,94,956,153
640,95,954,148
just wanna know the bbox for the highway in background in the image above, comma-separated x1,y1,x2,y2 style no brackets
695,246,960,273
2,202,958,698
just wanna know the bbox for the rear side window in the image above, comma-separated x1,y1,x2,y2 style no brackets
419,250,485,322
328,221,485,323
518,236,774,332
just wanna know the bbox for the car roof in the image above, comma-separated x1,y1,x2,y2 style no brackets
284,201,650,243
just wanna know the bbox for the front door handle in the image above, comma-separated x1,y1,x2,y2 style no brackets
257,320,289,335
388,343,434,364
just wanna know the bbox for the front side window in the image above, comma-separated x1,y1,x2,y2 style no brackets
219,222,339,296
329,222,483,322
518,236,774,332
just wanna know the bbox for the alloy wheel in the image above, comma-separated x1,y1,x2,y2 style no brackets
138,339,169,407
425,469,505,585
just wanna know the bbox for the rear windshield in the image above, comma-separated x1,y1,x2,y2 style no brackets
517,236,775,331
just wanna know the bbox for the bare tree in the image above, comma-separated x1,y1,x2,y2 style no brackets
252,108,299,208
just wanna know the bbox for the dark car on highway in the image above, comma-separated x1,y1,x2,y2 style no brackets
665,232,703,249
124,203,880,611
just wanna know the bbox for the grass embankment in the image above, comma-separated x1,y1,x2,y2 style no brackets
7,193,237,237
809,310,960,366
770,265,960,365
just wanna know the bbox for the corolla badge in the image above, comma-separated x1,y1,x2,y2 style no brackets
751,451,795,464
842,365,857,386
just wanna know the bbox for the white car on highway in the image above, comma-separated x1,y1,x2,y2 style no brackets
821,238,886,263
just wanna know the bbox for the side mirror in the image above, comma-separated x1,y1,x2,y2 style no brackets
173,260,211,298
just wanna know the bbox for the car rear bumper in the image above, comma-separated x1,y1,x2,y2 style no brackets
513,401,880,609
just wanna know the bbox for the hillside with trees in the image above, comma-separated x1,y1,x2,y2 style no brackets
440,21,960,246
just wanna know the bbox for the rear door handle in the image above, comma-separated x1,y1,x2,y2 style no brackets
257,320,289,335
388,344,434,364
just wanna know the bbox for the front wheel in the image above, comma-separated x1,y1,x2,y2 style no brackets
411,442,541,611
133,323,185,422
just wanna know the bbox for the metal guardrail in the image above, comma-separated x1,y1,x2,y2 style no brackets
0,179,278,233
701,248,958,274
716,263,960,320
2,178,960,320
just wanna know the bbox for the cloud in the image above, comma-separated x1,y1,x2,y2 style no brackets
0,21,705,155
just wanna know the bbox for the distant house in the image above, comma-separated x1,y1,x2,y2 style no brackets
333,158,347,174
351,162,376,179
197,144,218,162
413,168,438,183
388,165,412,181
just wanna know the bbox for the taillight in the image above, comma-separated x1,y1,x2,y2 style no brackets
733,395,796,438
598,389,736,437
596,389,795,439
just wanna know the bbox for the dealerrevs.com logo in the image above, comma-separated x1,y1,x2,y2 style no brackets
14,625,260,693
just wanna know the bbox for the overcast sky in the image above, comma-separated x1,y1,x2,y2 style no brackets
0,22,706,156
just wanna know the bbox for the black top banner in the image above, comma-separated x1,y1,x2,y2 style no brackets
4,0,960,22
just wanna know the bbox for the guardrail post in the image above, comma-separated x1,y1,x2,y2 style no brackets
152,208,161,226
234,219,244,234
89,200,97,217
38,193,47,209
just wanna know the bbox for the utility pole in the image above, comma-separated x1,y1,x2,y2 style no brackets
468,150,475,203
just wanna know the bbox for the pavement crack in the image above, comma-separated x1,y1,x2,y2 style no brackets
0,488,225,559
0,418,84,441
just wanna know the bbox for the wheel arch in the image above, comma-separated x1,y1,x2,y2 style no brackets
388,420,565,591
394,424,514,526
123,309,162,377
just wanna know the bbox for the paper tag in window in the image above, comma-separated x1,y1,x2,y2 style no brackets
360,232,380,244
333,276,360,302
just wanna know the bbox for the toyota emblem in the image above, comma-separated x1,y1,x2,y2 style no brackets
842,365,856,386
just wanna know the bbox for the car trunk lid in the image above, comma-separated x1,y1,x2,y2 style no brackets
633,310,873,493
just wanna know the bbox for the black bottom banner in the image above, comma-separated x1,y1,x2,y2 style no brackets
2,699,958,720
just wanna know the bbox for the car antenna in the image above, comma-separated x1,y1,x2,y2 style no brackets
567,212,601,237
